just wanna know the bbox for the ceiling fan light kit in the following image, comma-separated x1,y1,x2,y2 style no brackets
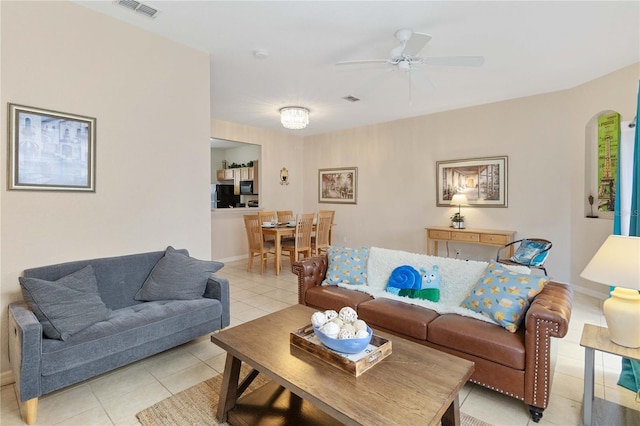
280,107,309,130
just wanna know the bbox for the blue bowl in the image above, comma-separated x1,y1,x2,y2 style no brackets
313,325,372,354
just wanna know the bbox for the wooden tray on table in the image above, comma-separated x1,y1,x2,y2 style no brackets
290,324,392,377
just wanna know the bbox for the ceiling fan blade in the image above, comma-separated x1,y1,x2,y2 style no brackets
418,56,485,67
410,71,435,94
335,59,389,66
402,32,432,57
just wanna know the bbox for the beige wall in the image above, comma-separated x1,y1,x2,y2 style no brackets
302,63,639,294
210,120,304,261
0,2,211,380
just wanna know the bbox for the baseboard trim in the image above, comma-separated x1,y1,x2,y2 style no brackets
1,370,15,387
215,254,248,263
572,284,608,300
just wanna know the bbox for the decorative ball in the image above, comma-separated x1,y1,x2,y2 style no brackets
330,318,344,329
338,329,356,339
341,323,356,334
356,329,370,339
339,307,358,323
311,311,327,328
353,319,367,332
324,310,338,321
322,321,340,338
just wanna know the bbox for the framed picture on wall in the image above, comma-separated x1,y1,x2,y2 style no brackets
436,156,508,207
318,167,357,204
8,103,96,192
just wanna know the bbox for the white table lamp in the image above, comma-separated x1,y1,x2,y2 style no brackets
450,194,468,229
580,235,640,348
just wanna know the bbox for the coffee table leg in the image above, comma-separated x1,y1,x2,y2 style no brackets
216,353,242,423
441,394,461,426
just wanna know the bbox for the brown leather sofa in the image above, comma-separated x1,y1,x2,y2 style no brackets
293,254,573,422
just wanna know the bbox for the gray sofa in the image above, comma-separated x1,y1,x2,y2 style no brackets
8,248,230,425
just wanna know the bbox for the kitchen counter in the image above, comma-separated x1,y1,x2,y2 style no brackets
211,207,261,214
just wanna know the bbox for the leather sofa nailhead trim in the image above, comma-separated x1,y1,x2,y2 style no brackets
469,379,524,401
533,318,558,406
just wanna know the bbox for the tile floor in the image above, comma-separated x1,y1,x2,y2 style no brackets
1,259,639,425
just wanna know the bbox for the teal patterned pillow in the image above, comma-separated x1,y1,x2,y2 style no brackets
323,246,370,285
460,262,549,332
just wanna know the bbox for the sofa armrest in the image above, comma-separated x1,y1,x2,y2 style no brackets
292,255,328,305
523,281,573,409
526,281,573,338
8,302,43,402
204,275,230,328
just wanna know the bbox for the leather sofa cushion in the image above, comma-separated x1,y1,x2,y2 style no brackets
358,299,439,340
428,314,525,370
304,286,373,312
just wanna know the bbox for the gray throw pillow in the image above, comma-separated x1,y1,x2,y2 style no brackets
134,246,224,301
19,265,111,341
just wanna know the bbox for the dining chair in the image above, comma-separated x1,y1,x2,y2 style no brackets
277,210,294,224
243,214,277,274
258,211,277,242
277,210,295,242
312,210,333,256
281,213,314,265
318,209,335,244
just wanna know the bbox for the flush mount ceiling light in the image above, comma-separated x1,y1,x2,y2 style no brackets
279,107,309,130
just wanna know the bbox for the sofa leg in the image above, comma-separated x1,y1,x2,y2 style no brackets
528,406,543,423
22,397,38,425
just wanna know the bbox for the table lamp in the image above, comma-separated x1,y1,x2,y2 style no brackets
580,235,640,348
450,194,469,228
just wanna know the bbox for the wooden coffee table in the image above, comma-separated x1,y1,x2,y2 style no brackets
211,304,474,426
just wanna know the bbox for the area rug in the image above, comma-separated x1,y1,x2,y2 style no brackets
137,365,492,426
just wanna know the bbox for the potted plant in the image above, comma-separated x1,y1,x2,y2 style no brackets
450,212,465,229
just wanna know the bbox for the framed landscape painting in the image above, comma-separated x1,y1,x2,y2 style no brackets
8,103,96,191
436,156,508,207
318,167,357,204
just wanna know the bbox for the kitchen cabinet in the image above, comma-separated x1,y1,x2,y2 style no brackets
217,169,235,181
240,168,250,181
216,160,259,195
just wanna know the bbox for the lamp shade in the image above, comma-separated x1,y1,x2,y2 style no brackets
450,194,469,206
280,107,309,130
580,235,640,290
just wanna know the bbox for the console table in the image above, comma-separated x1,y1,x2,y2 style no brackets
580,324,640,426
425,226,516,257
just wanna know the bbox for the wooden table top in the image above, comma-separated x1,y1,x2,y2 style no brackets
580,323,640,360
211,304,474,426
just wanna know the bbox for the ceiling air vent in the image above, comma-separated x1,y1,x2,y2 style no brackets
343,96,360,103
114,0,159,19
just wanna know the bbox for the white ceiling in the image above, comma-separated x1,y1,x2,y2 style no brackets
76,1,640,136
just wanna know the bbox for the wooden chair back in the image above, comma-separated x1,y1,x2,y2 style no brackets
313,211,333,255
244,215,264,252
243,214,275,274
258,211,277,242
282,213,314,263
258,211,277,225
318,209,335,244
277,210,294,224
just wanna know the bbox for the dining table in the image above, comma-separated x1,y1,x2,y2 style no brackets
261,223,333,275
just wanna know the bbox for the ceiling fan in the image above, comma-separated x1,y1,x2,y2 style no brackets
336,28,484,99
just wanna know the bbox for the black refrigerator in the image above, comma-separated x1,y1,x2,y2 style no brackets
213,184,240,208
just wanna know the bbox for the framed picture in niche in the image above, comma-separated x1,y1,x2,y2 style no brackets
8,103,96,192
318,167,357,204
436,156,508,207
